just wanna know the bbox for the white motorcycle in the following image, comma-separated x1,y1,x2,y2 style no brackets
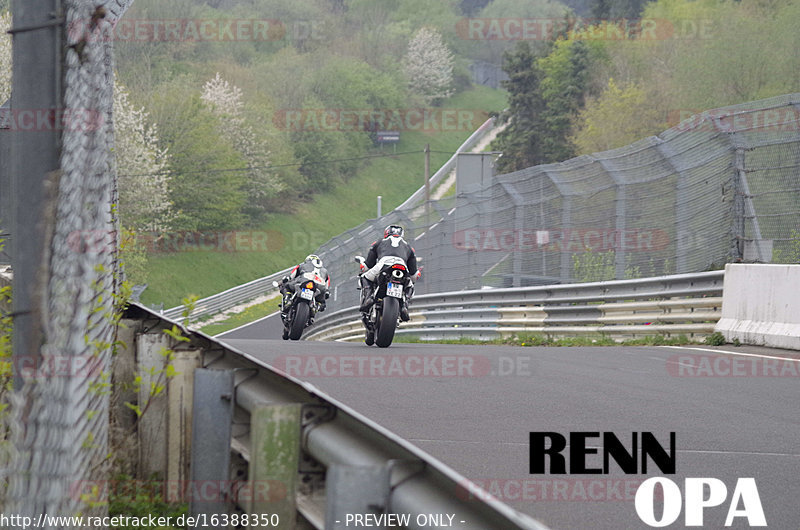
273,271,327,340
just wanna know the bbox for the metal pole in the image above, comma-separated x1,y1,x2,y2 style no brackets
0,100,10,265
10,0,63,390
731,149,747,262
424,144,430,221
737,149,764,261
377,195,382,219
615,184,626,279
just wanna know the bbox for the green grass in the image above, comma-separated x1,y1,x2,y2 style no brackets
197,296,280,336
107,474,187,529
141,86,508,308
395,333,702,347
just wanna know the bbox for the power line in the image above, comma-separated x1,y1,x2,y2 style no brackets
117,148,441,179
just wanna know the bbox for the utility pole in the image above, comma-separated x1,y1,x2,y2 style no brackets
424,143,430,221
10,0,63,389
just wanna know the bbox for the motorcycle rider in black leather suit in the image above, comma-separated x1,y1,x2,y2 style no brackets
359,225,420,322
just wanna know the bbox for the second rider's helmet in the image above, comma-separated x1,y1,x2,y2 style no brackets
383,225,404,239
305,254,323,268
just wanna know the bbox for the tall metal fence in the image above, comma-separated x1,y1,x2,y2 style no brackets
3,0,134,524
315,93,800,314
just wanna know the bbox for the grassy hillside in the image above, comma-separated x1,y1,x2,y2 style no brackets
140,86,507,308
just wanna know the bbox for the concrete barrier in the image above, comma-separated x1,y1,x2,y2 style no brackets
715,263,800,350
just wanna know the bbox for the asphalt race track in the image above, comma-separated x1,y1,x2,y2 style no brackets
221,319,800,529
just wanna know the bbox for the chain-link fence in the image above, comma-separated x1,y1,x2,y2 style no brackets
315,93,800,314
3,0,132,525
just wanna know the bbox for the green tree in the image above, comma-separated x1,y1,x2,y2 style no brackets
492,41,547,173
571,77,666,154
493,37,595,171
591,0,649,19
150,79,249,231
201,73,283,221
463,0,570,65
538,38,590,162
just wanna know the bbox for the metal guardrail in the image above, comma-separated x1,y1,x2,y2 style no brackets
160,117,497,324
160,266,292,322
124,302,549,530
304,271,725,342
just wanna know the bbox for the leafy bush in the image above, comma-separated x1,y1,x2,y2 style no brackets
704,332,726,346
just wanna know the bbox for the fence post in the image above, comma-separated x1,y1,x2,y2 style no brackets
731,149,747,262
736,147,765,261
189,369,236,519
248,403,302,529
324,465,390,530
10,0,63,390
615,183,627,279
560,196,573,283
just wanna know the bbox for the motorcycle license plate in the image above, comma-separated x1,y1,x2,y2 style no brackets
300,288,314,300
386,282,403,298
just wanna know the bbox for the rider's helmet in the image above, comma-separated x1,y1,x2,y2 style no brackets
383,225,404,239
305,254,323,268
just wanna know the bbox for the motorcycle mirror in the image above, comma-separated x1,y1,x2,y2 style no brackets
272,281,279,287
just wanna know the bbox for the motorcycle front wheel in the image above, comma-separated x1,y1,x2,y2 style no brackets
375,296,399,348
289,301,310,340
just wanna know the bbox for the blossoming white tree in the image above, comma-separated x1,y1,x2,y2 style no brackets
403,27,454,105
113,81,172,231
201,73,281,208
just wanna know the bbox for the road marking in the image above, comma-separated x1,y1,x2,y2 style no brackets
215,311,280,337
660,345,800,362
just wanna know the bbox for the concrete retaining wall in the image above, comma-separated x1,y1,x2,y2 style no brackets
715,263,800,350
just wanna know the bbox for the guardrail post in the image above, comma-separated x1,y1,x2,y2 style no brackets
189,369,235,520
324,464,390,530
137,330,202,482
137,331,172,477
110,319,141,472
249,404,302,529
167,348,203,492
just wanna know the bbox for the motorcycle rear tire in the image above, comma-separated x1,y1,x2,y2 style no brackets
289,302,310,340
376,297,399,348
